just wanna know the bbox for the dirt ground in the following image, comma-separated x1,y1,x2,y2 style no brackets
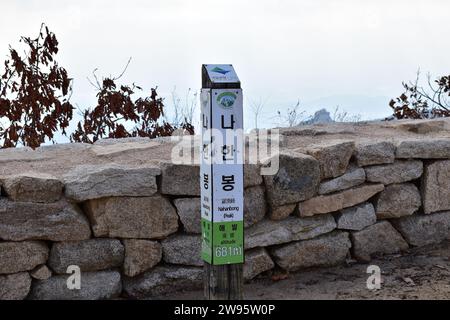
159,240,450,300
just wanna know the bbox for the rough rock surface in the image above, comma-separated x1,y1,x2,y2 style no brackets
298,184,384,217
29,271,122,300
263,151,320,207
422,160,450,214
1,118,449,179
305,141,355,179
0,173,63,203
375,183,421,219
244,248,275,281
174,198,201,234
341,184,385,208
351,221,409,262
0,241,48,274
0,199,91,241
160,162,200,196
336,203,377,231
84,196,178,239
245,215,336,249
244,186,267,227
1,119,450,300
30,265,52,280
270,231,351,271
396,139,450,159
123,240,162,277
64,164,160,201
48,239,124,274
123,266,202,298
244,164,263,187
391,212,450,246
162,234,202,267
269,203,296,220
365,160,423,185
318,166,366,195
0,272,31,300
297,192,343,216
354,141,396,166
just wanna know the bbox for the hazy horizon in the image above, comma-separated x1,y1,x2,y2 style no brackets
1,0,449,136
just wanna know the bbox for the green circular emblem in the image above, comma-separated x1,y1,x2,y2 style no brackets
217,92,237,108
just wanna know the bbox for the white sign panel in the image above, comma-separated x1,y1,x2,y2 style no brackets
200,75,244,265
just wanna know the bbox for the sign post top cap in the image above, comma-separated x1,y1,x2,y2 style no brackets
202,64,240,88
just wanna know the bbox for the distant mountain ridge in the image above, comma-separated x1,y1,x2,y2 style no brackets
303,94,392,120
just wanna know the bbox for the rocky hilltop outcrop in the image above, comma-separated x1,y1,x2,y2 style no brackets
1,118,450,299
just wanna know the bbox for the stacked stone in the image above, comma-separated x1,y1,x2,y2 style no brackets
0,162,268,299
1,136,450,300
266,139,450,269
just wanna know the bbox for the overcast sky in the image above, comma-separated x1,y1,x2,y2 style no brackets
1,0,449,131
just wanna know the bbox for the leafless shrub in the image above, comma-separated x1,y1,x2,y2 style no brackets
274,99,305,127
332,106,362,122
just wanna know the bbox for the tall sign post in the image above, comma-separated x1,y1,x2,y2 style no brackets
200,64,244,299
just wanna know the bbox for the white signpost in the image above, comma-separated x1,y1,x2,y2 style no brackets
201,64,244,299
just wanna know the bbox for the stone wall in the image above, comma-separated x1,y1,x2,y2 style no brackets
1,118,450,300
